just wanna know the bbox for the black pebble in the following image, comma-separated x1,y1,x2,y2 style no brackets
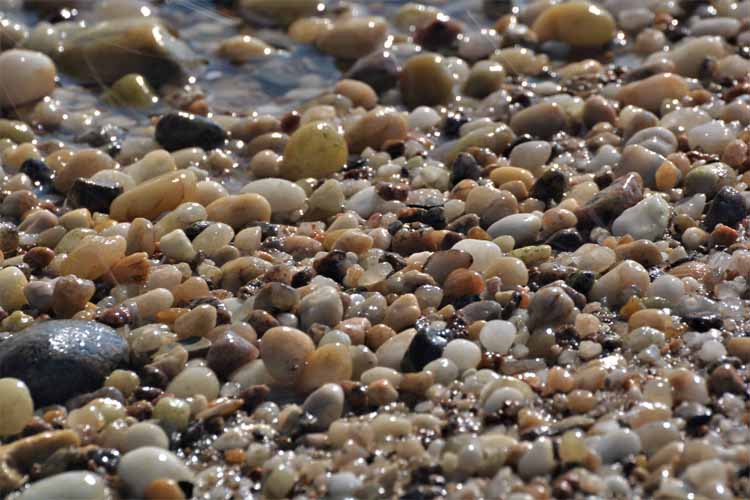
704,186,748,230
67,178,123,214
450,153,481,185
155,112,227,151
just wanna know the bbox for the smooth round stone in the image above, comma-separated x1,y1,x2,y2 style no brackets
518,438,555,479
298,287,343,330
118,447,193,498
317,16,387,60
592,428,642,464
616,73,689,113
61,234,126,280
302,383,344,430
509,140,551,173
423,357,459,384
687,120,736,155
626,127,677,156
669,36,726,77
483,386,526,412
589,260,650,306
326,472,362,500
280,122,348,181
408,106,441,130
0,321,128,405
241,178,307,214
166,366,220,400
510,102,568,140
528,286,576,331
660,107,711,134
260,326,315,384
346,108,408,153
487,213,542,246
155,112,226,151
206,193,272,229
0,266,29,312
647,274,685,304
532,2,615,47
443,339,481,372
484,256,529,289
18,471,107,500
611,195,670,241
110,170,198,222
451,239,502,272
400,52,454,108
684,162,735,198
123,421,170,452
298,343,352,393
479,320,516,355
0,49,56,108
0,378,33,437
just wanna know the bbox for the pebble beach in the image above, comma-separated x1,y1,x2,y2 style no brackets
0,0,749,498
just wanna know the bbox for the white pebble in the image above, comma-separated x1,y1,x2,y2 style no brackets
479,320,516,354
443,339,481,372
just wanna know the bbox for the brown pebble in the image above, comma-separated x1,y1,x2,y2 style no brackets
143,479,186,500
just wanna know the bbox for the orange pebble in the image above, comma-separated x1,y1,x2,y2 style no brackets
143,479,186,500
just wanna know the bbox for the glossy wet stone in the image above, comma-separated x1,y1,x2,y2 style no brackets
155,112,227,152
0,320,128,405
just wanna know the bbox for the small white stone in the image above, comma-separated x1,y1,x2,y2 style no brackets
479,320,516,355
241,178,307,213
612,195,671,241
408,106,441,130
123,421,169,452
698,339,727,362
687,120,736,155
0,378,33,437
451,238,503,272
118,447,193,497
487,213,542,246
18,471,107,500
166,366,220,400
443,339,481,372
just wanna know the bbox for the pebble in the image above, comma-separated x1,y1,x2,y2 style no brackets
532,2,616,47
704,186,747,230
155,112,226,151
302,383,344,430
528,286,576,331
384,294,421,332
687,120,736,155
0,320,128,405
205,193,272,229
298,343,352,392
60,234,126,280
684,162,735,198
576,172,643,229
166,366,220,400
280,122,348,180
510,102,568,140
518,438,555,479
17,472,107,500
118,447,193,498
611,195,670,241
110,170,198,222
317,16,387,60
298,287,343,330
260,326,314,384
479,320,516,354
443,339,481,371
346,108,408,153
616,73,689,113
592,428,642,464
487,213,541,246
241,178,307,214
206,331,258,379
123,421,170,451
589,260,650,306
0,378,33,437
400,53,454,108
0,267,28,312
0,49,56,108
451,239,502,272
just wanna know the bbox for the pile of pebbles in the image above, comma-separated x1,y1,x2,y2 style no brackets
0,0,749,498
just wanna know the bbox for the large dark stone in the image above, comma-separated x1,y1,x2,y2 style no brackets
155,112,227,152
67,178,123,214
0,320,129,405
704,186,747,230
